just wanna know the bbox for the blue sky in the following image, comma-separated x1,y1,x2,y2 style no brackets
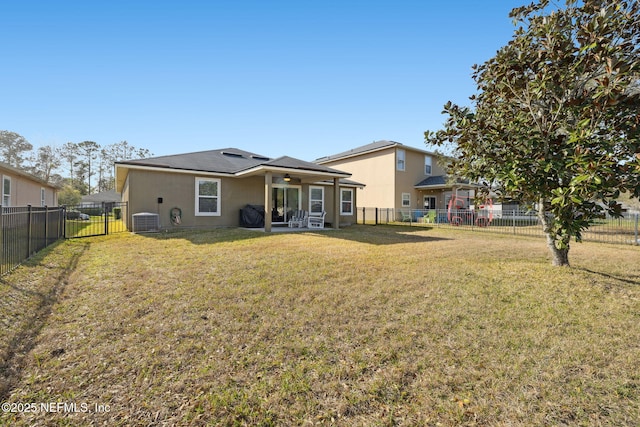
2,1,525,162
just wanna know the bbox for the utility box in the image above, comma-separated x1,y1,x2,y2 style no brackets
132,212,160,233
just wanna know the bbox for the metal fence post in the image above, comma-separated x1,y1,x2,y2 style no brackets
513,210,516,235
103,202,108,235
635,213,639,246
375,207,379,225
44,205,49,247
27,205,32,258
62,206,66,239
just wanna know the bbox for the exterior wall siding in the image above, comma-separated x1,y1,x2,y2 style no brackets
396,149,447,210
319,148,396,209
123,169,357,229
1,171,57,207
320,145,447,211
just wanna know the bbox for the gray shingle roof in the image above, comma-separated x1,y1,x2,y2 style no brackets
315,140,400,163
117,148,269,174
415,175,472,188
117,148,349,176
264,156,349,175
81,190,121,203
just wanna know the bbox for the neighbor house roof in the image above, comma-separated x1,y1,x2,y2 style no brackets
315,140,438,164
80,189,121,204
415,175,475,189
115,148,359,192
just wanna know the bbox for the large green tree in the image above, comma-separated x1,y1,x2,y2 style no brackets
426,0,640,266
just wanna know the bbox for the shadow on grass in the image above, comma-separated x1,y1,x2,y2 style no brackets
577,268,640,287
309,224,452,246
0,240,89,401
135,224,452,246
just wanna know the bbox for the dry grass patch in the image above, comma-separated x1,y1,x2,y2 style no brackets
1,225,639,426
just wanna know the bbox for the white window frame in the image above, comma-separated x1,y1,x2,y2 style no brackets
309,186,324,214
402,192,411,208
195,177,221,216
340,188,353,215
424,155,432,175
41,188,46,206
3,176,11,206
397,149,406,171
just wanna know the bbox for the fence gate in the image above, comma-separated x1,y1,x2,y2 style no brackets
64,202,128,238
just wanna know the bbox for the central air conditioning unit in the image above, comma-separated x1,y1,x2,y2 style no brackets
132,212,160,233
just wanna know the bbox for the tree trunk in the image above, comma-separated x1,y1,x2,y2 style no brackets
544,232,570,266
538,201,570,267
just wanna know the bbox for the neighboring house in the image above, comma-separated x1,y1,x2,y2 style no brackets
80,189,121,209
115,148,363,232
315,140,476,215
0,162,58,207
79,189,122,217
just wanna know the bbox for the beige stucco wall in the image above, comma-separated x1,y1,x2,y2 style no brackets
1,170,57,207
396,149,447,210
125,169,264,228
321,146,447,211
122,168,357,229
320,148,396,209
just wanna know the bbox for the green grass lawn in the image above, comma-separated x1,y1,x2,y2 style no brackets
1,225,639,426
65,216,127,238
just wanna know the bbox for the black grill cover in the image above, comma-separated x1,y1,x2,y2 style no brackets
239,204,265,228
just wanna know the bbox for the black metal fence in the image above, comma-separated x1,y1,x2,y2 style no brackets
0,202,129,276
358,207,640,246
1,206,66,276
64,202,128,238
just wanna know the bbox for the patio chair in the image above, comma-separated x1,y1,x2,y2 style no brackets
400,210,412,222
288,210,308,228
423,210,437,223
308,211,326,229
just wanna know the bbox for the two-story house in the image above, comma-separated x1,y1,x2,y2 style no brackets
315,140,475,218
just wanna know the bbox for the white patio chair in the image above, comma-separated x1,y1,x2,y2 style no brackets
308,211,326,229
289,210,308,228
288,210,303,228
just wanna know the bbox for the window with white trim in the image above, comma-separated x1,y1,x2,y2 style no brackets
397,149,405,171
41,188,46,206
309,186,324,214
424,155,432,175
402,192,411,207
3,177,11,206
195,177,221,216
340,188,353,215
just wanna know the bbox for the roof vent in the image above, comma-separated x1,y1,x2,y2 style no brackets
221,151,244,158
132,212,160,233
251,155,270,161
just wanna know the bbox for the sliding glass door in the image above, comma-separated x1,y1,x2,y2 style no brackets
271,185,301,224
